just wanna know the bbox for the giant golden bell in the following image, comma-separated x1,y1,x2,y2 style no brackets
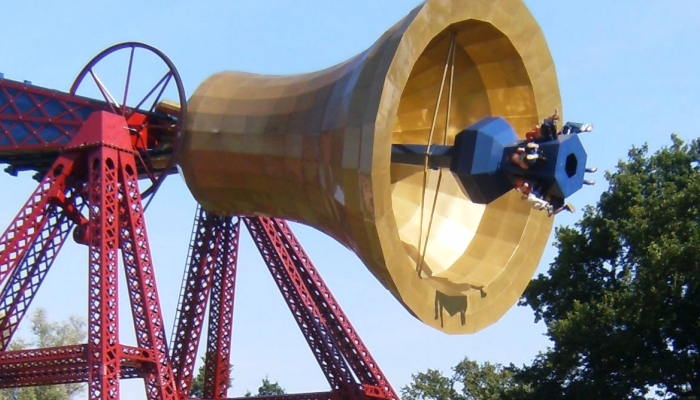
178,0,560,334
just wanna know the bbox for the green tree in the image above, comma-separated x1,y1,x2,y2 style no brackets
402,368,455,400
402,357,529,400
244,377,286,397
0,308,86,400
189,358,233,398
518,136,700,399
189,362,207,399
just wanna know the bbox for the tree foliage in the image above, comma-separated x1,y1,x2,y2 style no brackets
0,308,86,400
189,362,207,399
189,358,233,398
402,357,529,400
188,363,281,399
244,377,286,397
518,136,700,399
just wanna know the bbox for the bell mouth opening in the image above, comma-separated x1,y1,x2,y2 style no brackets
389,20,538,294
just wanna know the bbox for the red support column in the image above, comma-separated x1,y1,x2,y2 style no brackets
273,220,397,400
0,179,86,350
0,211,72,348
86,146,121,400
242,217,398,400
0,154,78,287
118,151,178,400
203,216,239,399
243,217,358,396
170,206,220,396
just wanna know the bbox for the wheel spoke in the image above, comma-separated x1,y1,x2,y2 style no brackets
89,69,118,114
122,45,136,117
131,73,173,175
134,73,173,137
135,150,158,188
147,73,173,115
126,71,172,120
442,35,456,147
73,42,187,202
128,69,176,206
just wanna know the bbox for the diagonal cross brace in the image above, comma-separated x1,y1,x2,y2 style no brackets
244,217,362,397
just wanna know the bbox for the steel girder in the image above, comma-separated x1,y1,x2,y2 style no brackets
85,144,122,400
0,344,149,388
0,151,85,349
242,217,398,400
236,393,336,400
0,77,103,152
169,206,239,398
270,221,396,400
117,146,178,400
202,216,239,399
244,217,357,393
170,206,219,395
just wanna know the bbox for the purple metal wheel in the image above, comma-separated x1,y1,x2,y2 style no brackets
71,42,187,200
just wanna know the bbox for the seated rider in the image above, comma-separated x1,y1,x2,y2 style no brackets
514,179,575,217
514,179,550,213
547,195,575,216
510,143,544,170
526,109,593,142
526,109,559,142
561,121,593,135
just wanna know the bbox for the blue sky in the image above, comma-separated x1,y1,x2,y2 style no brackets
1,1,699,398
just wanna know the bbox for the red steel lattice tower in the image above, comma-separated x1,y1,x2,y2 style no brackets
0,111,178,400
0,48,398,400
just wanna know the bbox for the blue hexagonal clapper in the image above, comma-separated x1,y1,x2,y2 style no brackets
550,134,587,198
450,117,517,204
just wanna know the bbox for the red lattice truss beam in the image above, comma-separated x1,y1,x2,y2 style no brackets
202,216,239,399
0,344,151,388
169,207,239,398
0,77,105,153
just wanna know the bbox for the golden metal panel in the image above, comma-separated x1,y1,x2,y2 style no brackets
178,0,560,334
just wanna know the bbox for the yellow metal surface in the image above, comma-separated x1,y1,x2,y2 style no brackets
178,0,560,334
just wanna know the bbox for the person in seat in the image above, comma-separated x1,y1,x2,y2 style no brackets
526,108,594,143
514,179,575,217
